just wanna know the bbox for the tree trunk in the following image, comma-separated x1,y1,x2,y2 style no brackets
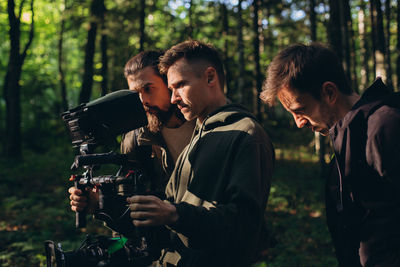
220,2,231,96
344,0,358,93
370,1,377,77
252,0,262,122
397,0,400,91
358,0,370,90
237,0,245,103
58,1,68,111
385,0,394,91
328,0,343,60
139,0,145,52
4,0,35,158
187,0,193,38
100,2,108,95
328,0,351,84
79,0,105,104
370,0,386,81
310,0,317,42
338,0,351,84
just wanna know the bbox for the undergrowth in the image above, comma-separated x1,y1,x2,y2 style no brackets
0,141,337,266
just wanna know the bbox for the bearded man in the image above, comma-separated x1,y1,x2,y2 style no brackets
69,50,195,218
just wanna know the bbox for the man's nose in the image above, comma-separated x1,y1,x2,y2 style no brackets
294,114,307,128
171,89,180,104
140,93,149,106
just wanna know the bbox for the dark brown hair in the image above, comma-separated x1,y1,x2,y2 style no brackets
260,43,352,105
159,40,225,89
124,50,166,83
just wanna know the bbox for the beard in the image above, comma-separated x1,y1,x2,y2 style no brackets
144,104,185,133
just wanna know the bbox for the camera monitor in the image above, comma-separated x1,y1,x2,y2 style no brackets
62,90,147,147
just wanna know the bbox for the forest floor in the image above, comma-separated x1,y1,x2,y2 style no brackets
0,136,337,266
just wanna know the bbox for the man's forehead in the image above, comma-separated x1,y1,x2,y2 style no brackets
168,58,188,73
277,86,301,109
127,76,152,90
167,59,187,82
167,58,206,80
127,68,158,88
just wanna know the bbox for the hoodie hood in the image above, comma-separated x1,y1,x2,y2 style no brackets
331,78,395,135
201,103,257,131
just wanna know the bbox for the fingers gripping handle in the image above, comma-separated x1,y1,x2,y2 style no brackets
75,180,87,228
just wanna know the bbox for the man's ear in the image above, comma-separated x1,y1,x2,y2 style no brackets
321,81,338,105
204,67,217,86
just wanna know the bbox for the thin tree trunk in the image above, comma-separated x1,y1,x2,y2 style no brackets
100,1,108,95
237,0,245,103
375,0,386,80
310,0,317,41
397,0,400,91
338,0,351,83
371,0,386,80
79,0,105,103
187,0,193,38
344,0,358,93
370,0,377,77
4,0,34,158
252,0,262,122
358,0,370,90
328,0,343,60
221,2,231,96
385,0,394,91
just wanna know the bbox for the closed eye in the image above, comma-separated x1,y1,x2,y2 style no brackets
143,84,152,93
176,81,185,89
292,107,306,115
169,81,185,91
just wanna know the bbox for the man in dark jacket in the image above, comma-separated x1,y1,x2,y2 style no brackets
260,43,400,267
127,40,275,267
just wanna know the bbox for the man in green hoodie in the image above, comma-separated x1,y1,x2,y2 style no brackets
127,40,275,267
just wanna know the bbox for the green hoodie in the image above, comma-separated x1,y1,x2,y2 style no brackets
161,104,275,267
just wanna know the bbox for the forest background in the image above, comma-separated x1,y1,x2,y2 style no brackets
0,0,398,266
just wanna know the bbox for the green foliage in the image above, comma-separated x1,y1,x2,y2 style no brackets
0,143,113,266
258,159,337,267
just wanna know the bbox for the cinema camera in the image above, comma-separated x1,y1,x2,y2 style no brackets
44,90,166,267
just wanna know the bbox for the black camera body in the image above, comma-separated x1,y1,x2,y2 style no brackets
45,90,167,267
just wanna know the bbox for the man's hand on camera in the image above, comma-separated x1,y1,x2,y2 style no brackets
68,187,99,213
127,195,179,227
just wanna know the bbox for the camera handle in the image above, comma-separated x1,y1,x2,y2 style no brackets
73,144,92,229
75,179,87,228
70,170,90,229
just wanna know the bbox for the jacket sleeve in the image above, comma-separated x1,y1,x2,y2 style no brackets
120,130,137,155
366,106,400,186
169,134,274,254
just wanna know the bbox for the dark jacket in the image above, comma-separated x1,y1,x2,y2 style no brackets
161,104,275,267
327,78,400,266
121,127,175,193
